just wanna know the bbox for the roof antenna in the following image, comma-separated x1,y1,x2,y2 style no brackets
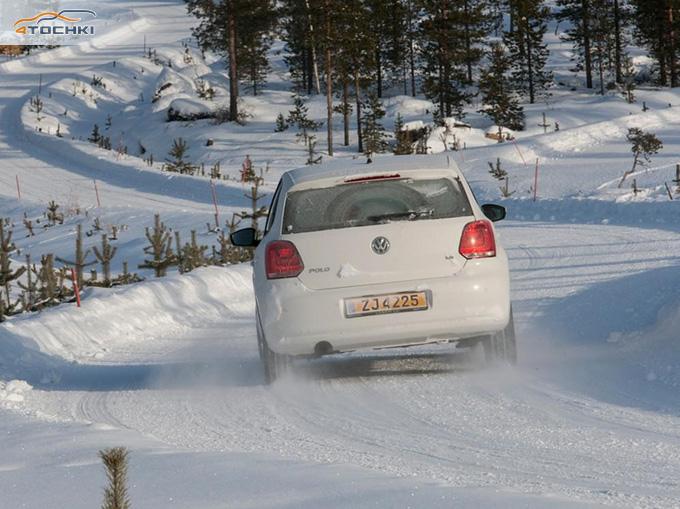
446,155,451,167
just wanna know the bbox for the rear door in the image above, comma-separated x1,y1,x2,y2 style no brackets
281,172,475,290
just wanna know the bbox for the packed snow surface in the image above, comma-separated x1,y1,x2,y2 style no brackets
1,1,680,508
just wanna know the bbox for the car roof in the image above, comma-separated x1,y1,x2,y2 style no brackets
284,153,463,186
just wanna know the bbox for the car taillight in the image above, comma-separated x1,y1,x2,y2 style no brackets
459,220,496,259
266,240,304,279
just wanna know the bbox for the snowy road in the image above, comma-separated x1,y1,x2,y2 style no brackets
2,2,680,508
12,221,680,508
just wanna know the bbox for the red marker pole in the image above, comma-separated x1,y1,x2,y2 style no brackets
533,158,539,202
71,268,81,307
15,175,21,200
93,179,101,208
210,180,219,228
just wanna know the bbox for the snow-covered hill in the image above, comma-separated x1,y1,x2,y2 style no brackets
1,1,680,508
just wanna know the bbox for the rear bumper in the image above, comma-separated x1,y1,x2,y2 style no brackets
258,257,510,356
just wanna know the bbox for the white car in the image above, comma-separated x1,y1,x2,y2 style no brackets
231,154,515,382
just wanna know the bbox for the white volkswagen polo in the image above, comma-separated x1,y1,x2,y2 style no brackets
231,154,515,382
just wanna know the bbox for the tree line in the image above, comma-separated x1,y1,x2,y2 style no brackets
185,0,680,152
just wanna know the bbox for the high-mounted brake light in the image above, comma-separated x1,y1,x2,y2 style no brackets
344,173,401,183
459,220,496,259
266,240,304,279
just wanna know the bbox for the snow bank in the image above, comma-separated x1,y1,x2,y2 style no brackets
611,302,680,389
166,97,215,121
1,265,254,362
0,380,32,404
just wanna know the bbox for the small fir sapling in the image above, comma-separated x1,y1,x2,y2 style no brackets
361,92,388,158
165,138,197,175
619,128,663,187
488,158,507,180
393,113,413,155
0,221,26,312
178,231,208,273
23,214,34,237
287,95,322,146
275,113,288,132
36,254,65,307
30,95,44,121
56,224,97,288
139,214,176,277
89,124,102,144
99,447,131,509
306,135,322,165
93,235,118,286
18,254,39,311
46,200,64,225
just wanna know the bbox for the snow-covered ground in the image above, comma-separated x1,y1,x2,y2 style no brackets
2,1,680,508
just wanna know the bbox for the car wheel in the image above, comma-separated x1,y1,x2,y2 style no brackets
481,307,517,365
256,309,291,384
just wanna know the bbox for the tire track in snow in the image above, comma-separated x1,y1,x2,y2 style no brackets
19,223,680,507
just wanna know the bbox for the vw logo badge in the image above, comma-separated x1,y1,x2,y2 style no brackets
371,236,390,255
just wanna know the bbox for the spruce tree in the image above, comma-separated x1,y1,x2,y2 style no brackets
630,0,679,87
88,124,102,144
361,92,388,157
479,43,525,131
287,95,322,145
55,224,96,289
99,448,131,509
393,113,413,155
139,214,176,277
504,0,552,104
165,138,196,175
418,0,473,119
334,0,375,152
556,0,595,89
558,0,630,92
274,113,288,132
186,0,276,118
0,221,25,311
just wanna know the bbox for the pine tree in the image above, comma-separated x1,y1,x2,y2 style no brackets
187,0,276,119
418,0,473,119
275,113,288,132
287,95,322,145
619,128,663,187
88,123,102,144
18,254,38,312
55,224,96,289
46,200,63,225
558,0,630,92
139,214,176,277
557,0,595,89
479,43,525,131
175,231,209,273
393,113,413,155
361,92,388,157
165,138,196,175
280,0,320,94
504,0,552,104
36,254,62,308
93,234,117,286
630,0,679,87
0,221,26,312
99,448,131,509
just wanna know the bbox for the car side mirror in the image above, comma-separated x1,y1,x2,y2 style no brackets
230,227,260,247
481,204,506,222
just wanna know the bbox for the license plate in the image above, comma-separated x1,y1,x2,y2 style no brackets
344,291,430,318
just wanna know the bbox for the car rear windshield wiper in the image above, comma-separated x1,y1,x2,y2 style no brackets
367,209,434,223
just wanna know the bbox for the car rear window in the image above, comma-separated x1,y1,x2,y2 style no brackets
282,177,472,234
